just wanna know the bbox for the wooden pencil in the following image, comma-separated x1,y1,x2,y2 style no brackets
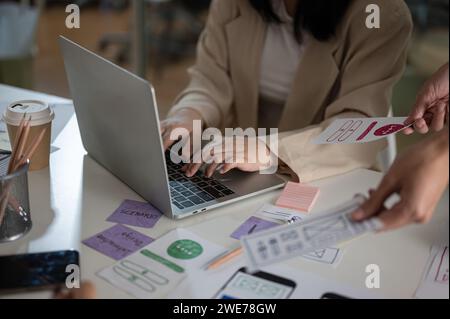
0,119,48,225
206,246,243,271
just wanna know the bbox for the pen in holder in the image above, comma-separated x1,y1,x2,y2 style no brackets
0,158,31,242
0,112,48,243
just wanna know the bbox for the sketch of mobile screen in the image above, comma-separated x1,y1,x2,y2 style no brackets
214,267,296,299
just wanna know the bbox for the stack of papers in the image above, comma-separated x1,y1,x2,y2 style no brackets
275,182,320,212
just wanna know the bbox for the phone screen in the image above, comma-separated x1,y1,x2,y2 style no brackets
0,250,79,292
215,268,296,299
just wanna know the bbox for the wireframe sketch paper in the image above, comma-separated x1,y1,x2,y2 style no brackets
415,245,449,299
97,228,225,298
241,196,383,271
231,215,341,265
313,117,409,144
254,204,342,265
302,247,342,265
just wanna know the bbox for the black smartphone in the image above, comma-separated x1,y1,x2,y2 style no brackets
321,292,351,299
214,267,296,299
0,250,79,294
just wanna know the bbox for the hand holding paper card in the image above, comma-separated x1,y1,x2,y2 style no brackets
313,117,409,144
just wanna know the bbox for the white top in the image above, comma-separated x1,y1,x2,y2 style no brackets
259,0,306,104
3,100,54,126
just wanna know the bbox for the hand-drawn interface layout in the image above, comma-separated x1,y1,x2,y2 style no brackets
98,229,224,298
241,196,383,270
313,117,409,144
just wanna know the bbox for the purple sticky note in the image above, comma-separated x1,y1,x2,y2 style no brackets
82,224,154,260
230,216,279,240
107,200,163,228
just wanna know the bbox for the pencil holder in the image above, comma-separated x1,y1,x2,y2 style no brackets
0,159,31,243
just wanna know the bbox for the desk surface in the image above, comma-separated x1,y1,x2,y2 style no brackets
0,84,448,299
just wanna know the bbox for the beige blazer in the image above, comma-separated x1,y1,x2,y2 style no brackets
169,0,413,182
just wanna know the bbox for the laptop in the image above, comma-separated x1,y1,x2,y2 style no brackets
59,37,285,219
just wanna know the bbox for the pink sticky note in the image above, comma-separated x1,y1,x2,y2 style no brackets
275,182,320,212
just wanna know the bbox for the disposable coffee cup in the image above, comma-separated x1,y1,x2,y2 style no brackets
3,100,54,171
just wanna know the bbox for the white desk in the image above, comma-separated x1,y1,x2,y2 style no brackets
0,84,448,299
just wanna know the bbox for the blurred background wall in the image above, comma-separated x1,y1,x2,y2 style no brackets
0,0,211,118
0,0,448,151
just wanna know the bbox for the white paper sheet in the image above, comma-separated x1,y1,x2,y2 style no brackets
241,196,382,271
313,117,409,144
415,245,449,299
97,228,225,299
302,247,343,265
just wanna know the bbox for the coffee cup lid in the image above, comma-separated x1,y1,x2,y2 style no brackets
3,100,55,126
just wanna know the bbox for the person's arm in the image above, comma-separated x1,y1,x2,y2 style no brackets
276,0,413,183
352,127,449,231
403,63,449,135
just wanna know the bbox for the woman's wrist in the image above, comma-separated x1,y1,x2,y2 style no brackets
172,107,203,121
277,158,300,183
432,127,449,154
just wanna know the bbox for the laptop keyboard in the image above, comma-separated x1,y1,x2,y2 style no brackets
165,152,235,210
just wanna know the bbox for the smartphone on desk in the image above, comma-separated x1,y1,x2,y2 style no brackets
214,267,296,299
0,250,79,295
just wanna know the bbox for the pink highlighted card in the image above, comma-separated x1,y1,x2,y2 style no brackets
275,182,320,212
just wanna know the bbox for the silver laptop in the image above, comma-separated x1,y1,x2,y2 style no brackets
59,36,285,219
